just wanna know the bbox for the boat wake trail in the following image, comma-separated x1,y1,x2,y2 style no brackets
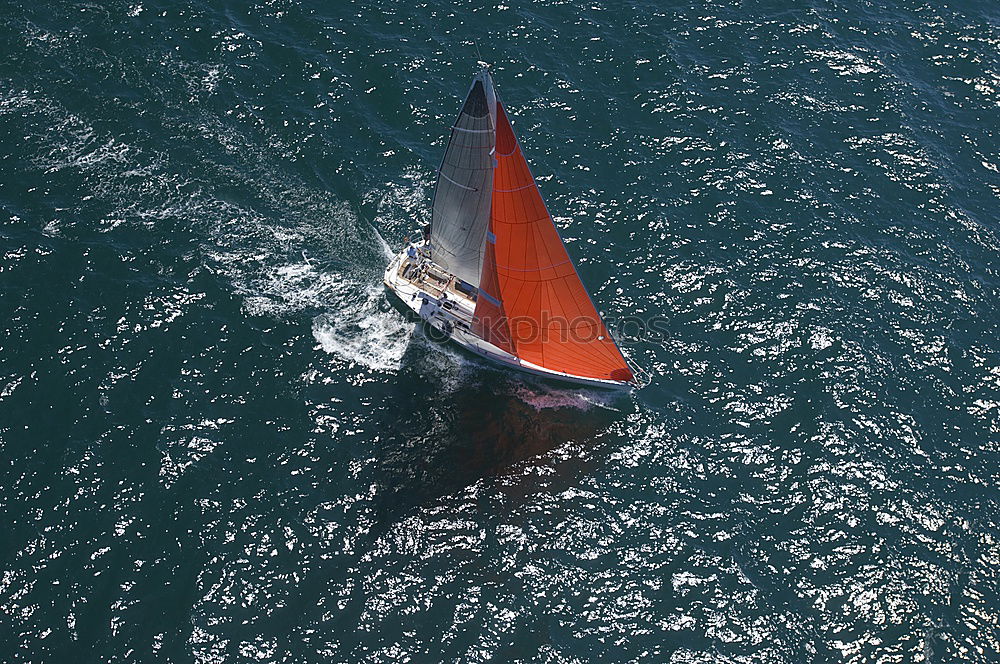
311,281,412,372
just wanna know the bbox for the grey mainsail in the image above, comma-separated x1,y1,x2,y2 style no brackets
429,70,496,287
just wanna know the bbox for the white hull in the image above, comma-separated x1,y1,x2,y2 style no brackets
383,241,632,391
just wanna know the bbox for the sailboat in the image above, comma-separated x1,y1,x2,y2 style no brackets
384,68,637,390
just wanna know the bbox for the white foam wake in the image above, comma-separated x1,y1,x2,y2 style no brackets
311,282,413,372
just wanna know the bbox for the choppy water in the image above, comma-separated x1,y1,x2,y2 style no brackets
2,1,999,662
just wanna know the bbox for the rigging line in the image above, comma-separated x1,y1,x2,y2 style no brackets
491,215,551,225
493,183,535,193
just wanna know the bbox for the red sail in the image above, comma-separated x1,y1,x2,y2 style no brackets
473,102,632,382
471,228,514,354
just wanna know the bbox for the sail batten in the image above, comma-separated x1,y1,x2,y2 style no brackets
472,101,633,382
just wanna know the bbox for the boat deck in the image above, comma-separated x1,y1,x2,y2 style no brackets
394,253,478,319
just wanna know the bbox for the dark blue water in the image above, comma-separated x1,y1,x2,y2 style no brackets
2,1,998,662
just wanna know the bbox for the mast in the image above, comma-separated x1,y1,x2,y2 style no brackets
428,69,497,287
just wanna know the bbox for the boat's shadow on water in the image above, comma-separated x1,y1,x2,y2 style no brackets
368,338,627,523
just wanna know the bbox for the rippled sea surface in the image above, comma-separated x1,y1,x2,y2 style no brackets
2,1,999,661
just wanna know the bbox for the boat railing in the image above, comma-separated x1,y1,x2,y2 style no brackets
623,351,651,388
